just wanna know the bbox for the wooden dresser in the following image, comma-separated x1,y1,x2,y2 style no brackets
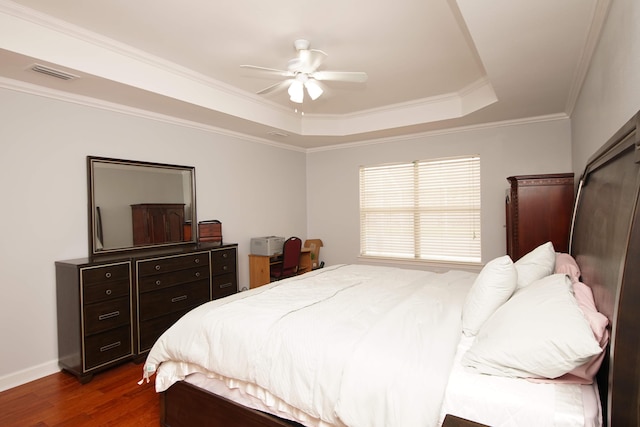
506,173,574,260
135,251,212,353
56,259,134,383
56,244,237,382
211,246,238,299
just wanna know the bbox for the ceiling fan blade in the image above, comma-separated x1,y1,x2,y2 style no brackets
305,49,327,72
256,79,293,95
240,65,293,78
312,71,368,83
288,49,327,73
287,58,303,73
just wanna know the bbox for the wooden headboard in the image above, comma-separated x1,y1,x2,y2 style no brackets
570,110,640,426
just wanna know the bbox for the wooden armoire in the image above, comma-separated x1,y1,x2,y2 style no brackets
131,203,185,245
505,173,575,260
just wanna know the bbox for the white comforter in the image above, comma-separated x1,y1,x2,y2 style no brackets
143,264,475,427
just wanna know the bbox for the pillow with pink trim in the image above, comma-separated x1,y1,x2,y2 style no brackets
555,252,581,283
462,274,602,379
530,281,609,384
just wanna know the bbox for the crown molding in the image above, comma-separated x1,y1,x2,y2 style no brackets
564,0,613,116
300,77,497,136
0,76,306,153
307,113,570,153
0,73,569,156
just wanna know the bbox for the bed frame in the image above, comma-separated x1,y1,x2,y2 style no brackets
569,110,640,426
160,110,640,427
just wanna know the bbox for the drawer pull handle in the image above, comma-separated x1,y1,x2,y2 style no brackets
105,289,112,296
105,272,112,279
223,253,228,258
155,265,161,271
195,258,200,264
171,295,188,303
219,282,233,289
98,311,120,321
195,272,200,277
223,265,228,271
100,341,121,352
155,280,162,286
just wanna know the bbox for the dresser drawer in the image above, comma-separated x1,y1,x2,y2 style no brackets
138,280,210,321
83,278,130,305
137,252,209,277
84,297,131,335
212,272,237,299
138,309,190,352
82,263,130,286
84,325,132,370
211,248,236,275
137,265,210,293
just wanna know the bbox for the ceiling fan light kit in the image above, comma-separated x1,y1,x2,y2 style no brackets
304,80,323,100
286,73,324,103
288,80,304,103
241,39,367,104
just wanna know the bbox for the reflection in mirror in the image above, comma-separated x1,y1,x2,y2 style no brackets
88,157,196,257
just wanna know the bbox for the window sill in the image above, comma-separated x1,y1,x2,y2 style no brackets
357,255,483,274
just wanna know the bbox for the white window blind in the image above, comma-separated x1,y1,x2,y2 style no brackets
359,156,481,263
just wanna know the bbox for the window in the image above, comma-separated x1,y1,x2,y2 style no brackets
359,156,481,263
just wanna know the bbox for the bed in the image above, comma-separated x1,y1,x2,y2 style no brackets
141,110,640,427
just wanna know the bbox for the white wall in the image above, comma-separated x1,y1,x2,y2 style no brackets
306,118,572,268
0,88,307,390
571,0,640,173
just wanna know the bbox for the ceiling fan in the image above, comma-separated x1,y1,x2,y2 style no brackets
240,39,368,104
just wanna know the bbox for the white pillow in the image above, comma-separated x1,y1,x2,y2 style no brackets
514,241,556,288
461,274,602,379
462,255,517,336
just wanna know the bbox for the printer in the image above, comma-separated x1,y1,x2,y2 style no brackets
250,236,285,256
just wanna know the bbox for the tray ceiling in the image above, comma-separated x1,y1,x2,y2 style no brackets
0,0,609,149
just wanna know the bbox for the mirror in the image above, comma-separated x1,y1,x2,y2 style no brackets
88,156,196,258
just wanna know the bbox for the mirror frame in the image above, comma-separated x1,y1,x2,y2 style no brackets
87,156,197,259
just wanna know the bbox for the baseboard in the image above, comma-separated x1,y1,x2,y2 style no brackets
0,360,60,392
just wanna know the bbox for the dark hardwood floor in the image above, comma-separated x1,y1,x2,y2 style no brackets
0,362,159,426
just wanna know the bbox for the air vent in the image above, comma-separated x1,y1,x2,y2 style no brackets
268,131,289,138
30,64,79,81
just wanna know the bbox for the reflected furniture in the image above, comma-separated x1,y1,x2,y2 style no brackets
505,173,574,261
132,203,186,245
56,244,237,383
249,248,311,289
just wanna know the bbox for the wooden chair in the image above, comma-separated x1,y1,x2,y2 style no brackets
270,237,302,281
304,239,323,269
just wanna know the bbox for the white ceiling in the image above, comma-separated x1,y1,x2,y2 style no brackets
0,0,609,149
